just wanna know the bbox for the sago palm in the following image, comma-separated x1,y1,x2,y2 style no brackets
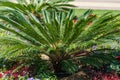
0,0,75,14
0,9,120,74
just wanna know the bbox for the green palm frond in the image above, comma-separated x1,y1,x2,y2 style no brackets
0,9,120,73
0,9,120,56
61,60,78,74
0,0,75,14
0,36,44,59
79,53,115,68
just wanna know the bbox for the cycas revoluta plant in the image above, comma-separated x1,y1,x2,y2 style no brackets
0,0,75,30
0,9,120,75
0,4,120,77
0,0,75,14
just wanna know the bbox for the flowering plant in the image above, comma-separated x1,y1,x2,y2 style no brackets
0,64,29,80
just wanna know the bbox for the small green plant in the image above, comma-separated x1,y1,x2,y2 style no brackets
38,72,57,80
1,75,28,80
109,57,120,74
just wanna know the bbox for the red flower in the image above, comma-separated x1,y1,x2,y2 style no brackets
116,56,120,61
13,73,18,78
92,77,98,80
0,73,3,78
4,70,12,75
2,64,30,79
21,67,28,71
113,76,119,80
